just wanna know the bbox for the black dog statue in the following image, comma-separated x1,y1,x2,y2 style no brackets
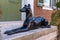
29,16,50,30
4,4,50,35
4,4,33,35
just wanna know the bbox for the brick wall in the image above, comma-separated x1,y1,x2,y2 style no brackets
34,0,54,22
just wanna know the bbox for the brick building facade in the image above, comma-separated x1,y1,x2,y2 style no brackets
21,0,58,22
34,0,56,22
0,0,58,22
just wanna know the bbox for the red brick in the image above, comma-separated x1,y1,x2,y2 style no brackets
34,0,54,22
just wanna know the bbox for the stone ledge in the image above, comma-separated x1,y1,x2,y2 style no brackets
35,31,57,40
1,25,58,40
13,26,58,40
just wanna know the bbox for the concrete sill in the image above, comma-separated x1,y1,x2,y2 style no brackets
43,7,53,10
1,26,58,40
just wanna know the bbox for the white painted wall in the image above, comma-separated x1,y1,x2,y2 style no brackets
21,0,34,20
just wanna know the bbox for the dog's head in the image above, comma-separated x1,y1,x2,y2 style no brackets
20,4,31,13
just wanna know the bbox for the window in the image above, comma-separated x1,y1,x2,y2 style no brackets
39,0,43,3
49,0,57,9
58,0,60,2
37,0,44,6
53,0,57,6
52,0,57,9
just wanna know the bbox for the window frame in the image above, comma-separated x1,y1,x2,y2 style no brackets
52,0,57,9
37,0,59,10
37,0,44,6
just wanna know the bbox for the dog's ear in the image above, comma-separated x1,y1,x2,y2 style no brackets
28,4,31,8
24,5,27,8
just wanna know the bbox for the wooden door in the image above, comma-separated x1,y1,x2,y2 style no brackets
0,0,21,21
